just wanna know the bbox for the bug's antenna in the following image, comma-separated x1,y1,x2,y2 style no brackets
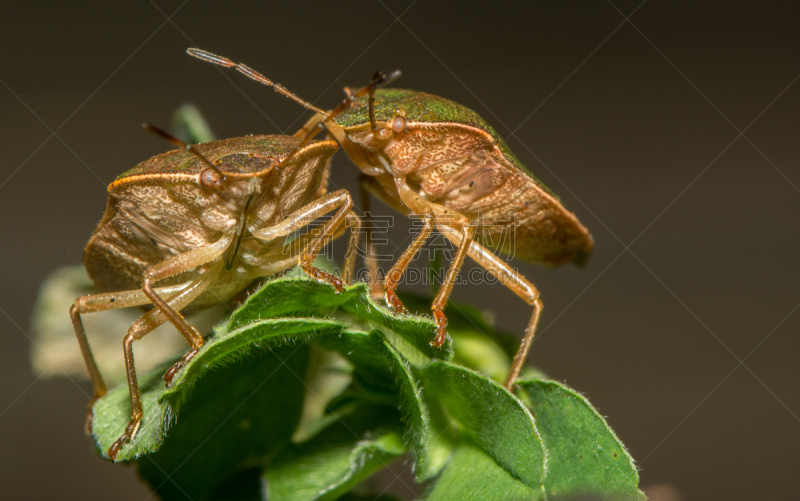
272,69,401,166
185,48,401,170
186,48,401,130
315,69,402,131
187,48,331,117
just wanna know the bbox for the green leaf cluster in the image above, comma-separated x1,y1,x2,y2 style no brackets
90,277,645,500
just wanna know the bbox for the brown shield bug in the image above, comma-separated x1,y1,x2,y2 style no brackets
187,48,594,391
71,126,360,460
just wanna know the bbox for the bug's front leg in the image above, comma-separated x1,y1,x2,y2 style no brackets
383,212,434,315
70,283,189,433
108,260,224,461
391,178,476,346
378,176,442,315
251,189,360,292
359,173,414,303
139,227,236,385
429,217,475,348
443,231,542,391
340,211,362,286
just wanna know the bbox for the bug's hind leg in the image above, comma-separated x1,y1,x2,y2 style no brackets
443,231,542,391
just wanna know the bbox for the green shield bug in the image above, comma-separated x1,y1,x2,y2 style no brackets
71,126,360,460
187,48,594,391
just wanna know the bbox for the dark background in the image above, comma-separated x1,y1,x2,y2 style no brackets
2,1,799,500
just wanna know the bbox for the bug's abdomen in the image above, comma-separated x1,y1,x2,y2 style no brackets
85,182,242,293
84,211,203,293
469,173,594,267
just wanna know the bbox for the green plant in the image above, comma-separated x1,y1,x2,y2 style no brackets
90,277,645,501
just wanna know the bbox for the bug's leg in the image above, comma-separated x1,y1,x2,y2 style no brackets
294,113,326,140
443,231,542,391
386,176,463,317
429,219,476,348
391,177,479,346
357,180,382,300
247,248,308,278
251,189,359,292
358,173,411,302
342,211,362,286
247,209,360,286
383,212,434,314
108,261,224,461
70,283,189,432
140,228,236,384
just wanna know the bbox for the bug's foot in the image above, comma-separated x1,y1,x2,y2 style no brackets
430,309,448,348
326,275,344,293
304,265,344,293
385,289,408,315
84,396,102,434
163,348,200,387
107,417,141,462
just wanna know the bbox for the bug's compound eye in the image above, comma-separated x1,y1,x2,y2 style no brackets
391,115,406,134
200,167,225,188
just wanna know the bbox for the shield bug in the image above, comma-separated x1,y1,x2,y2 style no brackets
71,126,361,460
187,49,594,391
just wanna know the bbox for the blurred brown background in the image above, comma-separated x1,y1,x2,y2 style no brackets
1,1,798,500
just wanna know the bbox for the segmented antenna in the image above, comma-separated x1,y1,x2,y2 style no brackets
186,48,401,131
186,48,402,167
187,48,331,117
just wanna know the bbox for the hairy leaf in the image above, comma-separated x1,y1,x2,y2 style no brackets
85,277,643,500
425,440,545,501
422,361,546,488
264,406,406,501
518,379,646,500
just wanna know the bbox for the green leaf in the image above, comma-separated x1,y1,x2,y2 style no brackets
422,361,546,489
90,278,439,462
85,276,643,500
380,341,442,482
229,278,451,365
171,102,216,144
337,494,402,501
425,440,544,501
264,405,406,501
138,344,310,501
89,278,448,498
517,379,646,500
90,318,340,462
